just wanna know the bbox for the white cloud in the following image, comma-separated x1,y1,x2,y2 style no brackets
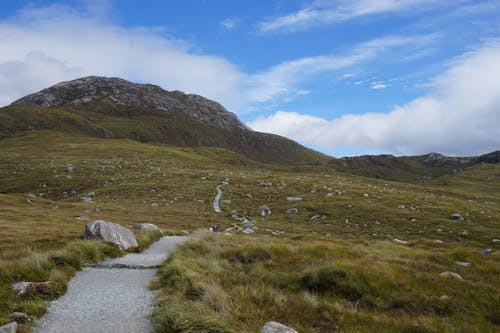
220,18,238,30
0,3,438,111
370,82,391,90
248,41,500,156
259,0,450,33
244,35,433,103
0,5,244,107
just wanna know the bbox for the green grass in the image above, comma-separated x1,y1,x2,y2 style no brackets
0,130,498,332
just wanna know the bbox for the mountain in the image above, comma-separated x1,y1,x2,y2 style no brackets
1,76,497,180
2,76,330,165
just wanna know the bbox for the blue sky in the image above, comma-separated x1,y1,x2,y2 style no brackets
1,0,500,157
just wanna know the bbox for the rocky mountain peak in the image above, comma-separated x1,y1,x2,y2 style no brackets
13,76,248,131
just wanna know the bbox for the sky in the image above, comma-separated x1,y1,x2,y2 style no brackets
1,0,499,157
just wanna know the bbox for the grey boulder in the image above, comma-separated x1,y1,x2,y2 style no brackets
261,321,298,333
84,220,138,250
450,213,464,220
0,322,17,333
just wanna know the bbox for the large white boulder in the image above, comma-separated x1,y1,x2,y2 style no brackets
84,220,138,250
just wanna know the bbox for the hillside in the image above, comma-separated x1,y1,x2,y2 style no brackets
337,151,500,182
3,76,330,165
0,130,498,332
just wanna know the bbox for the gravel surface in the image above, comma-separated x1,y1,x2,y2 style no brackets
213,185,223,213
34,236,186,333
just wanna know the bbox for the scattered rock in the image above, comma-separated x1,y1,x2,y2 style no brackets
439,295,449,301
286,197,302,202
82,196,94,204
27,193,36,199
133,223,160,231
450,213,463,220
84,220,138,250
310,215,320,220
9,312,28,324
258,205,271,216
76,216,89,221
363,193,369,198
397,204,405,209
181,230,190,235
480,249,493,256
0,322,17,333
11,282,32,295
455,261,471,267
393,238,408,245
261,321,298,333
439,271,463,281
286,208,298,214
221,199,232,205
492,239,500,243
150,202,160,207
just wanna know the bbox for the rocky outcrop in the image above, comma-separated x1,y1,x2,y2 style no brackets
84,220,138,250
13,76,247,131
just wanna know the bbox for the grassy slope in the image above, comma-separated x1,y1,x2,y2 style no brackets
0,131,498,332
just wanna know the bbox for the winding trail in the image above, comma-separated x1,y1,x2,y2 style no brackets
213,185,223,213
34,236,186,333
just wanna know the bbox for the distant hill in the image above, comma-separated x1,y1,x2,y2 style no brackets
3,76,330,165
336,151,500,182
1,76,497,181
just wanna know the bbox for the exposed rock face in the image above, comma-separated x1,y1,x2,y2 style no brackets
261,321,298,333
13,76,247,131
84,220,138,250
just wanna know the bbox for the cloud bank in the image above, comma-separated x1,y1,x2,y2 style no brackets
248,41,500,156
0,4,244,107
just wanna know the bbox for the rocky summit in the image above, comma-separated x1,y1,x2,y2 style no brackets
6,76,327,165
13,76,247,131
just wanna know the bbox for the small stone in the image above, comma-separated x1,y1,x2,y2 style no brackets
258,205,271,216
286,197,302,202
11,282,32,295
480,249,493,256
455,261,471,267
393,238,408,245
363,193,369,197
261,321,298,333
492,239,500,243
439,295,449,301
0,322,17,333
397,204,405,209
450,213,463,220
439,271,463,281
221,199,232,205
286,208,298,214
181,230,190,235
151,203,159,207
10,312,28,324
133,223,160,231
27,193,36,199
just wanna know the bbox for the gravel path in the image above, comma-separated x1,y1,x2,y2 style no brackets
34,236,186,333
213,185,223,213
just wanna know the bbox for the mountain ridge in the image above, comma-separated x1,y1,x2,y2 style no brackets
3,76,499,181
